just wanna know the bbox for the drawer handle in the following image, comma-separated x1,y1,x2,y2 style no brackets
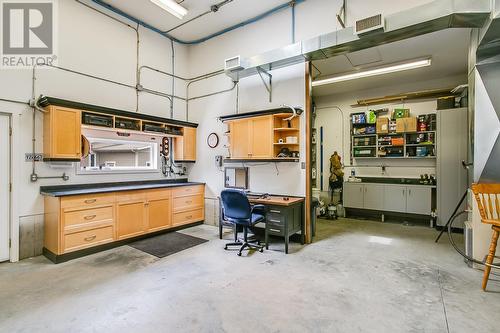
84,215,96,220
84,199,97,204
84,235,97,242
270,210,281,214
269,219,281,223
269,228,281,233
186,215,193,219
185,200,192,204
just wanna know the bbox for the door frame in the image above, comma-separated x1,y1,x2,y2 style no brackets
304,62,313,243
0,112,12,261
0,110,20,262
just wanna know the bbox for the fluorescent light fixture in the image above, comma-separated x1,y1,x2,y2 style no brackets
150,0,188,19
312,58,432,87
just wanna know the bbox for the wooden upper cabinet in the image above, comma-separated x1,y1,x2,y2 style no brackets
229,116,273,159
249,116,273,158
229,119,250,158
43,106,82,160
174,127,197,162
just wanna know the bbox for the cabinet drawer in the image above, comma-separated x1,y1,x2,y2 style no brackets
267,225,284,236
172,185,204,198
267,213,284,226
146,189,171,200
63,206,113,228
116,190,147,203
172,208,204,226
61,193,115,210
173,194,203,212
63,225,114,253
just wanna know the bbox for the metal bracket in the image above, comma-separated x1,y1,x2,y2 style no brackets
336,0,346,28
256,67,272,103
30,172,69,182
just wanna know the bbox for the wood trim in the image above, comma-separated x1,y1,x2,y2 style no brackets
305,61,312,244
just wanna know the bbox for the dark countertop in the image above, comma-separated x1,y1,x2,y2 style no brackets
348,177,436,186
40,179,205,197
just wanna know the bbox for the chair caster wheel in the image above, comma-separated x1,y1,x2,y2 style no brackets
257,241,261,245
237,252,242,256
259,248,263,253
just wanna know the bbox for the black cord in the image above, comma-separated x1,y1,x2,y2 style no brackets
447,210,500,269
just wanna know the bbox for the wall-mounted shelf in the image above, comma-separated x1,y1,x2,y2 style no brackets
222,108,302,162
351,121,436,160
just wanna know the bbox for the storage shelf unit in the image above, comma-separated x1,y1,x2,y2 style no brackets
350,120,436,160
220,107,302,162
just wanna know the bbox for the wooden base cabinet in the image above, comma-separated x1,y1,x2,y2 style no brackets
44,185,204,257
116,191,147,240
147,190,172,232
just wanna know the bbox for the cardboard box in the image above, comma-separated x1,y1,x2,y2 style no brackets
396,117,417,133
376,118,389,134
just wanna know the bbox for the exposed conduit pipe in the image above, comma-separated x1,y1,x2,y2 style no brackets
90,0,306,45
0,98,29,106
170,39,175,118
163,0,236,34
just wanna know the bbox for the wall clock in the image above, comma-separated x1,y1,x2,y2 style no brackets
207,132,219,148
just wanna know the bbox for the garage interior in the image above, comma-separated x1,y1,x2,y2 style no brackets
0,0,499,332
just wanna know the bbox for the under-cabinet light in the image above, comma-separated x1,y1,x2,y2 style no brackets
150,0,188,19
312,58,432,87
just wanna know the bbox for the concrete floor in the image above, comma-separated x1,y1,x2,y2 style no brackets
1,218,499,333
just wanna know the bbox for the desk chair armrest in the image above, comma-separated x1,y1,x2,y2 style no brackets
251,204,267,216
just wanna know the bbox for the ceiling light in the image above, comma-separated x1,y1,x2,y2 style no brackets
150,0,188,19
312,58,432,87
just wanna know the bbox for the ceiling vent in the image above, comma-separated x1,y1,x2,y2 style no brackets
224,56,244,72
355,14,385,35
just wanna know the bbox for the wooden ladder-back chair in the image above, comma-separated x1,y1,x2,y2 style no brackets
471,183,500,291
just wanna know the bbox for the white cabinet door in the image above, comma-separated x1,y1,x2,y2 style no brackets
406,187,432,215
363,184,384,210
343,183,364,209
384,185,407,212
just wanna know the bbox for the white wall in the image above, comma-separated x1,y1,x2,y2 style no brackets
314,74,466,194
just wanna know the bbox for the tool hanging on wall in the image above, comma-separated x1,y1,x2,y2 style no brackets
329,151,344,203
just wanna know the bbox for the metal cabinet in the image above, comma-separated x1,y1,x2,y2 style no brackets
406,187,432,215
363,184,384,210
437,107,468,227
343,183,364,209
383,185,407,212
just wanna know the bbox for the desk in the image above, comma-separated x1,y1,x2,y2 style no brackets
248,195,305,254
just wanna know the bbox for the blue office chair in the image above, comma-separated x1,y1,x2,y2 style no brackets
220,189,266,256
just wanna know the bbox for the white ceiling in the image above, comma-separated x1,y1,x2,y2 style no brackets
100,0,287,41
312,29,471,96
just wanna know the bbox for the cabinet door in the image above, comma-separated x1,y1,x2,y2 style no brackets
383,185,407,212
45,106,81,159
174,127,197,161
147,197,172,232
363,184,384,210
249,116,273,158
406,187,432,215
230,119,250,158
117,199,146,240
343,183,364,209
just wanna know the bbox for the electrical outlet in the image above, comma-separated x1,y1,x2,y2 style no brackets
215,155,223,167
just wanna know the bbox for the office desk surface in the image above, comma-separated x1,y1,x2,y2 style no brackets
248,196,304,207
